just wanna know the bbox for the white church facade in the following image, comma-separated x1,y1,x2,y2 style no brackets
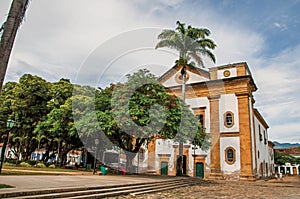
135,62,274,180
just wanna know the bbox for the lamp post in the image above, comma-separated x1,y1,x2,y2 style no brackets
93,139,99,175
0,119,14,174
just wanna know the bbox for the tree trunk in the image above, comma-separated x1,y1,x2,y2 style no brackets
177,65,186,176
0,132,9,174
0,0,29,91
42,150,50,162
124,151,136,174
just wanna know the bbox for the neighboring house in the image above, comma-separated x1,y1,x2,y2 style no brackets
268,141,275,176
0,143,21,160
275,163,300,175
140,62,273,180
274,146,300,175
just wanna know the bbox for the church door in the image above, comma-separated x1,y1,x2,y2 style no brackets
196,163,204,178
161,161,168,175
183,155,187,175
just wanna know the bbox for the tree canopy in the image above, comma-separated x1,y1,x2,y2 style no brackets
1,70,208,171
155,21,216,68
83,69,207,172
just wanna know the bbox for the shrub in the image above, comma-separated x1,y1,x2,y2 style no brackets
35,162,46,168
5,158,17,164
19,162,32,167
48,164,56,168
4,162,15,166
25,160,37,166
43,162,53,167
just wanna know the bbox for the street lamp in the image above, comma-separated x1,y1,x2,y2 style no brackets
0,119,14,174
93,138,99,175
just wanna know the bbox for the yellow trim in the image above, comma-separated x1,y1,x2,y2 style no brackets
225,147,236,165
175,72,190,84
224,111,234,128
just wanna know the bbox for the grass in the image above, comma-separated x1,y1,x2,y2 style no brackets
3,165,83,172
1,165,92,175
0,184,15,188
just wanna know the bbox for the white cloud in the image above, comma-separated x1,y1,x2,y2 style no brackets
1,1,299,143
270,122,300,143
251,44,300,143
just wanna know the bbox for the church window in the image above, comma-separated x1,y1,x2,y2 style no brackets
224,111,234,128
175,72,190,84
225,147,236,164
198,114,204,126
259,125,263,141
264,130,267,145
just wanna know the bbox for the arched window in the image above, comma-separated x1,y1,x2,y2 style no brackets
224,111,234,128
225,147,236,164
175,72,190,84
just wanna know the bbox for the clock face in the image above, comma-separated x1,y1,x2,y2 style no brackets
175,72,190,84
223,70,231,77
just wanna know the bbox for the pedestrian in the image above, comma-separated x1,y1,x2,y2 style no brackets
279,172,283,181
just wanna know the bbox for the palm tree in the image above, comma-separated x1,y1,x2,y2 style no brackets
155,21,216,176
54,137,62,167
12,135,28,165
31,134,47,161
0,0,30,91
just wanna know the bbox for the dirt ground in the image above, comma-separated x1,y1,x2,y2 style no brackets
114,176,300,199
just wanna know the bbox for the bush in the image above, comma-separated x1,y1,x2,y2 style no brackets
20,162,32,167
4,162,15,166
5,158,17,164
44,162,53,167
48,164,56,168
35,162,46,168
25,160,37,166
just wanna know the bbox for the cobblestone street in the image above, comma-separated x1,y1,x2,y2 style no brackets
114,176,300,199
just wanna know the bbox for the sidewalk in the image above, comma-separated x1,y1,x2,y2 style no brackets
0,174,177,195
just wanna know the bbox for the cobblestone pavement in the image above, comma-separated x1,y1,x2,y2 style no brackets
112,176,300,199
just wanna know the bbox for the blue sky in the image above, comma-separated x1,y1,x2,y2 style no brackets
1,0,300,143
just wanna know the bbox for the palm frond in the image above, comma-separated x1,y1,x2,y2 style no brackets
176,21,186,34
155,21,216,67
155,40,179,50
198,49,216,63
157,29,176,40
197,38,217,49
188,52,204,67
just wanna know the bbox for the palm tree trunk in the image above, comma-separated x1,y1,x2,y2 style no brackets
177,65,186,176
0,0,29,91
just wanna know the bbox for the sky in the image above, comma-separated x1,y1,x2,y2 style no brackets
1,0,300,143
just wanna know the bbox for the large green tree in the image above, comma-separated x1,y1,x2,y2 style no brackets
35,97,83,167
7,74,50,161
155,21,216,175
0,82,17,173
274,151,300,165
93,69,204,173
0,0,30,91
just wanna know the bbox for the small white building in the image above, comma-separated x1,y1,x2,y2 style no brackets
275,163,300,175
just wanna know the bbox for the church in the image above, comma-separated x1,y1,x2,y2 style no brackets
135,62,274,180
